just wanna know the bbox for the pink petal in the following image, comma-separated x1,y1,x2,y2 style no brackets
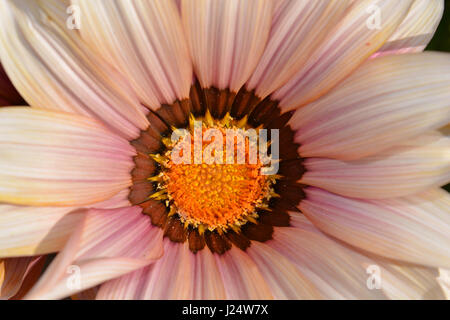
0,0,148,139
246,241,320,299
373,0,444,57
25,206,163,300
0,107,135,206
300,132,450,199
215,247,273,299
182,0,273,92
273,0,413,111
98,241,227,299
75,0,192,109
272,216,385,299
290,52,450,160
299,187,450,268
247,0,351,98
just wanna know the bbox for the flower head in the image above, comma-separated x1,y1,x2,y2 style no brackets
0,0,449,300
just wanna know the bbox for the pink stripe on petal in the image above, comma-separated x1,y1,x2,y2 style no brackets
96,266,149,300
0,108,135,206
0,0,148,139
191,248,226,299
215,247,273,299
270,218,385,299
0,205,83,257
299,187,450,268
277,217,444,299
25,206,163,300
247,0,351,99
290,52,450,160
182,0,273,92
98,241,227,300
140,240,193,299
75,0,192,109
300,132,450,199
373,0,444,58
274,0,413,112
246,241,320,299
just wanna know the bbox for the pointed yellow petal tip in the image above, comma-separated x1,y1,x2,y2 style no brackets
149,154,167,164
270,191,281,198
161,137,173,147
230,224,241,233
198,224,206,235
149,190,168,200
237,115,248,128
168,206,177,217
246,216,258,224
147,173,163,182
205,109,214,126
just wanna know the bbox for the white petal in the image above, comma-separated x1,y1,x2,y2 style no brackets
273,0,414,111
0,108,135,206
290,52,450,160
373,0,444,57
272,215,386,299
97,243,227,299
25,206,163,300
0,0,148,140
76,0,193,109
247,0,351,98
246,241,320,299
300,132,450,199
299,187,450,268
215,246,273,299
182,0,273,91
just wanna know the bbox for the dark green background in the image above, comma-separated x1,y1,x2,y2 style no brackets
426,0,449,192
426,0,450,52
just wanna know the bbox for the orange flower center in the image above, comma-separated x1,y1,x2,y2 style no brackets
165,124,271,231
148,114,277,233
166,161,268,230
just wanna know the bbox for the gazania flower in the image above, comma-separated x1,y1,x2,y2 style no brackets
0,0,449,300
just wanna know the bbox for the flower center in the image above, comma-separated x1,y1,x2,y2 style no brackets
148,113,277,233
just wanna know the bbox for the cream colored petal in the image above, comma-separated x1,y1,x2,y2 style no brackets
99,239,226,300
246,241,320,299
0,108,135,206
290,52,450,160
286,214,445,299
139,240,194,299
299,187,450,268
438,269,450,299
273,215,386,299
190,247,227,299
76,0,192,109
273,0,413,111
0,0,148,140
182,0,273,91
247,0,351,98
25,206,163,300
96,265,150,300
374,0,444,57
374,259,445,299
215,246,273,299
0,187,132,258
300,132,450,199
0,205,83,258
